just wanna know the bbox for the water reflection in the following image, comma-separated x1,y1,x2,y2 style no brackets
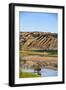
21,68,58,77
34,68,41,76
20,59,58,77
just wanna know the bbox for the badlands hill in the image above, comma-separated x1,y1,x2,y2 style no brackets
20,32,58,50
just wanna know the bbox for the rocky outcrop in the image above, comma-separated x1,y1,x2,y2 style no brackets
20,32,58,50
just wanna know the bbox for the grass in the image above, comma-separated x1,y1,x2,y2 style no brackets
19,72,40,78
19,49,58,72
20,49,58,57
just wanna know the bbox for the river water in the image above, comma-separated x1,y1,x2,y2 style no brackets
22,68,58,77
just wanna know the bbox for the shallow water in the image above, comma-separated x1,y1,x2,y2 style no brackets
22,68,58,77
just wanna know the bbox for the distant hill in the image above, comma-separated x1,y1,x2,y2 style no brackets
20,32,58,50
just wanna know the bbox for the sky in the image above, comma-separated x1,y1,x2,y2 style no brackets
19,12,58,33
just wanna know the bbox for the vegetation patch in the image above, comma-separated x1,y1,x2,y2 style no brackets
19,72,40,78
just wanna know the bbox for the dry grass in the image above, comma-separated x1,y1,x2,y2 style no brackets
20,50,58,70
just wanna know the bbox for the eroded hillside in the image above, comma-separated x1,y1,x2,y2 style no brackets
20,32,58,50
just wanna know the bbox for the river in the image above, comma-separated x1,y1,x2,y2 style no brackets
22,68,58,77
